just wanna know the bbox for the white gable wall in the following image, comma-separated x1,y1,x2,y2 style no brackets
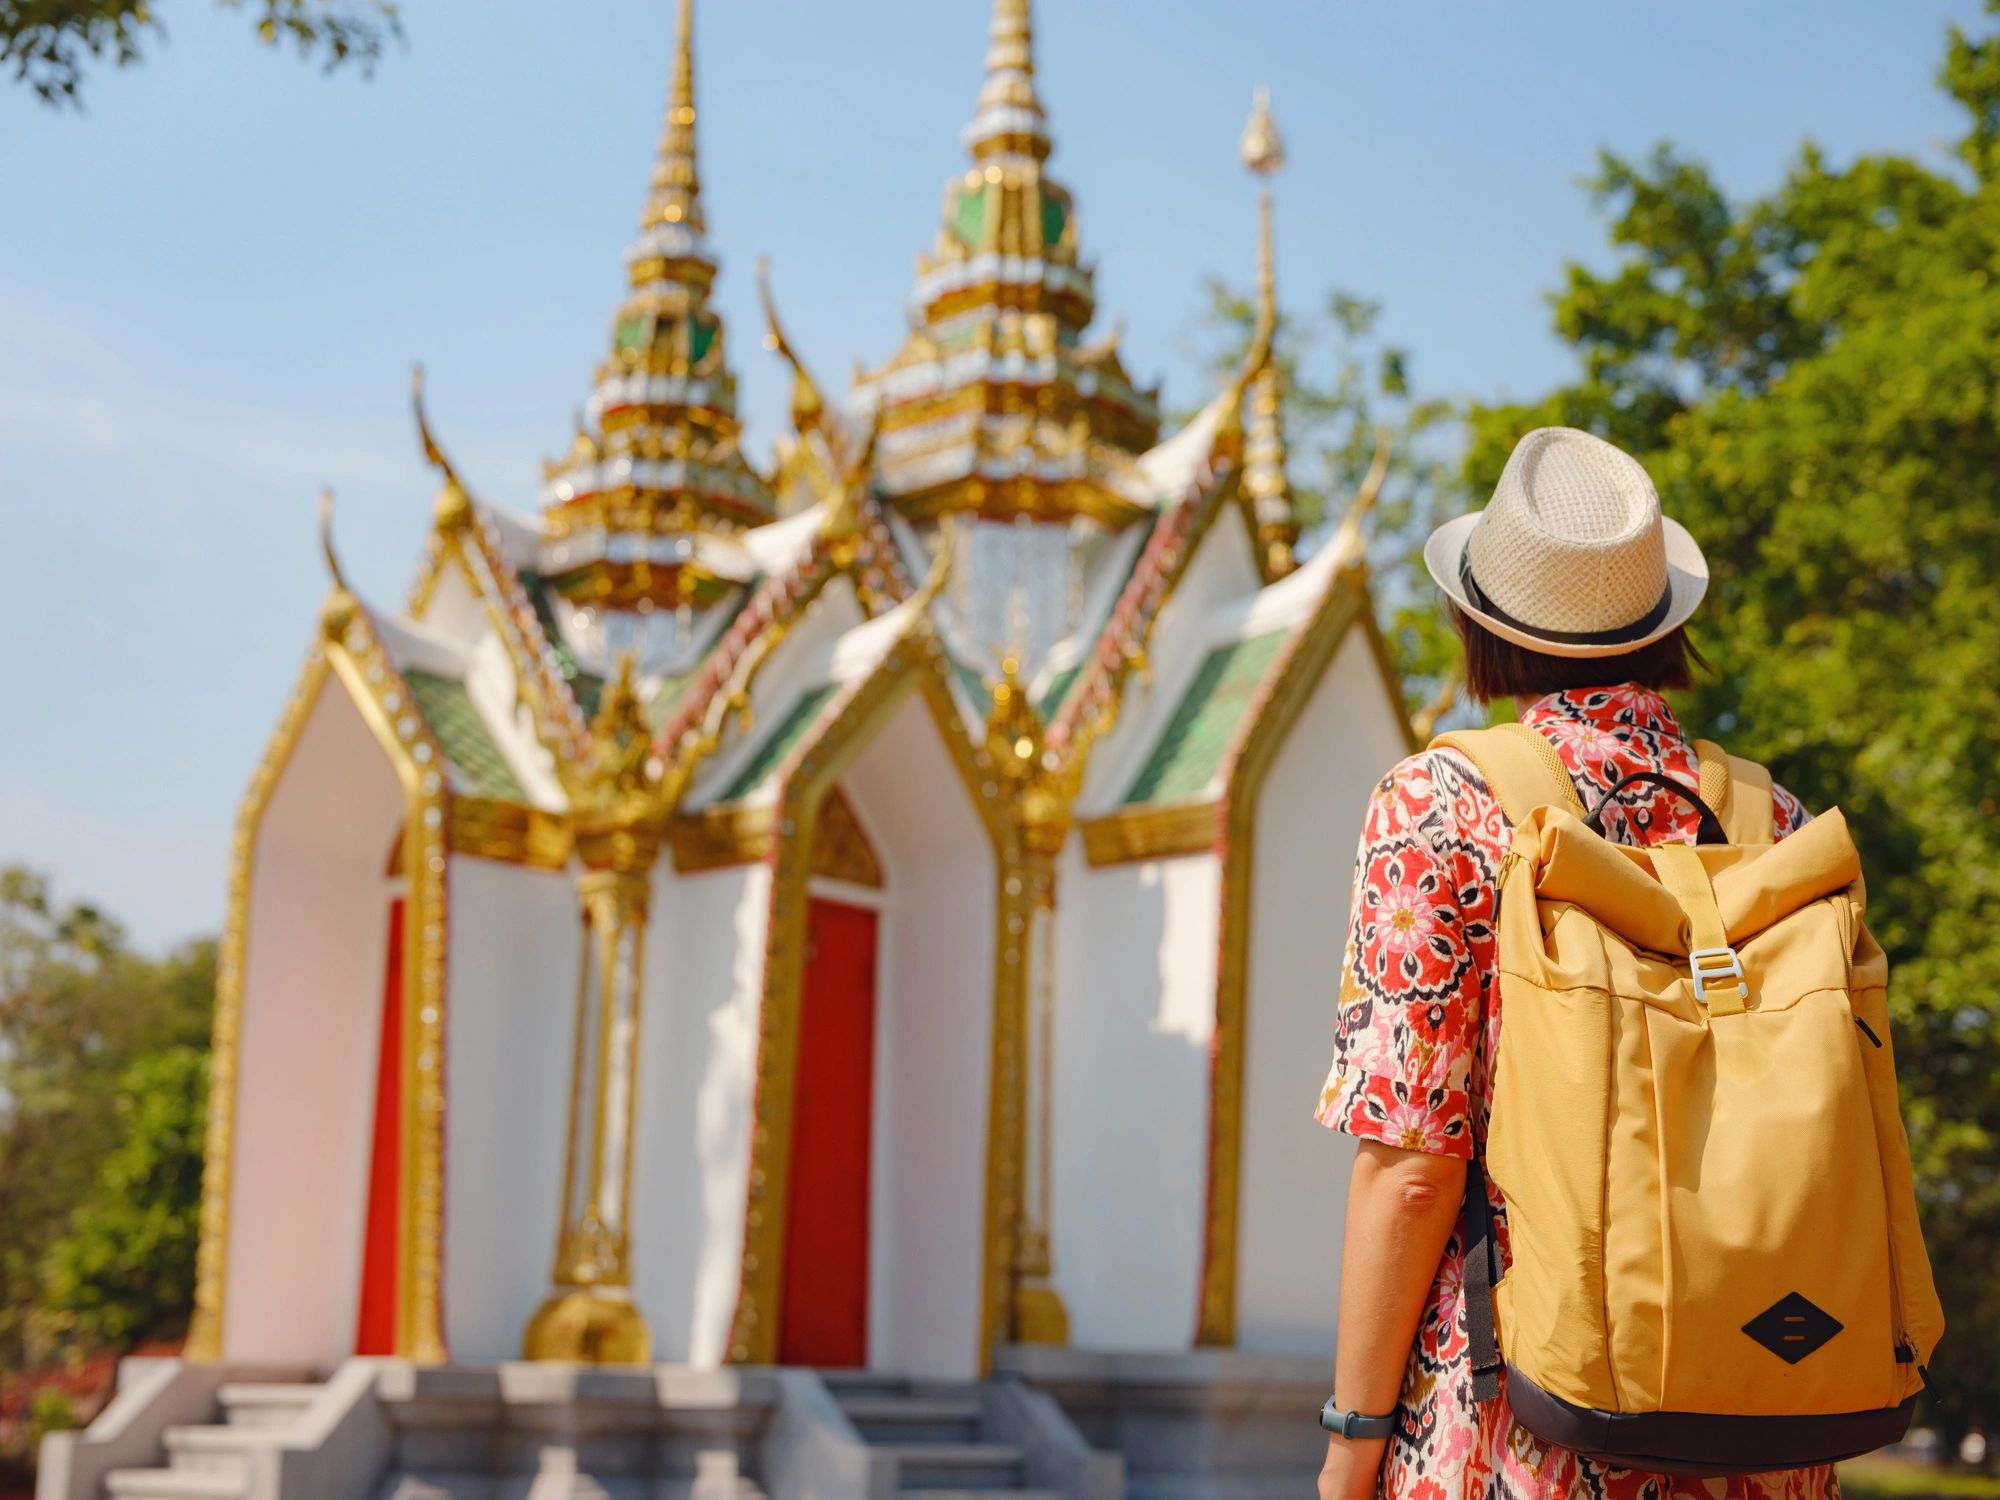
1236,627,1409,1353
439,856,577,1361
225,677,403,1367
686,580,867,810
842,693,996,1378
634,858,773,1365
1050,844,1220,1350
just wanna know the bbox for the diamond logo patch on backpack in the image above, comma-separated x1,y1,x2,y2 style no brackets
1742,1292,1843,1364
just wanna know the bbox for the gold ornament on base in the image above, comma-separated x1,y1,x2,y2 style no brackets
1010,1227,1070,1346
522,1286,653,1366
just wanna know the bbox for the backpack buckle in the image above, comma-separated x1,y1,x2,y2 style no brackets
1689,945,1747,1009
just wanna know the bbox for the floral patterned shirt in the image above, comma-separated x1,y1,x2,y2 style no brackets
1315,685,1823,1500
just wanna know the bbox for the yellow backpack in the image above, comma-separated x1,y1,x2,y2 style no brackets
1432,723,1944,1476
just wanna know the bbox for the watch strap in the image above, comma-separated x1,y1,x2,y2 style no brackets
1318,1395,1396,1440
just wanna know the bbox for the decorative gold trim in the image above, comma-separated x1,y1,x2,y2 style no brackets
1045,464,1245,780
1195,575,1405,1346
724,627,1006,1366
811,788,885,889
190,590,457,1364
451,797,572,869
186,646,334,1361
1078,799,1220,867
320,606,455,1363
669,801,777,873
405,500,597,788
669,788,882,888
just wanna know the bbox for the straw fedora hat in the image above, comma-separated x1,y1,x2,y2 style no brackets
1424,427,1708,659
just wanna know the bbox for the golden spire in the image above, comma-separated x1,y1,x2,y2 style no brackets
1240,85,1296,580
645,0,704,236
539,0,774,601
969,0,1050,162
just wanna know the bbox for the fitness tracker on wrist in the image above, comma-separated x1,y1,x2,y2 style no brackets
1318,1395,1397,1440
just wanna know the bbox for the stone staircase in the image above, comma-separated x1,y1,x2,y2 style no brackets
824,1372,1061,1500
102,1382,322,1500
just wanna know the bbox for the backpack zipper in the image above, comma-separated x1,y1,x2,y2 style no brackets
1857,1012,1917,1388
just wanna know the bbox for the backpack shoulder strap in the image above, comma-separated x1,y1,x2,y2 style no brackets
1432,722,1588,826
1430,721,1580,1408
1694,738,1775,846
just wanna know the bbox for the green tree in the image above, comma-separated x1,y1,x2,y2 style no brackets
1463,12,2000,1448
0,868,213,1368
2,0,399,105
1180,279,1463,703
39,1048,210,1348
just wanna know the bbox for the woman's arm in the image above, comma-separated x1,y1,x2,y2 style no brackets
1318,1140,1468,1500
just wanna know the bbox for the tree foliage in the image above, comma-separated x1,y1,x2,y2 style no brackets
0,867,213,1372
1180,277,1463,700
1,0,400,105
39,1048,209,1350
1459,11,2000,1447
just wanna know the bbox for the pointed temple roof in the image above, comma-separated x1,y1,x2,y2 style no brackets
1240,86,1298,579
851,0,1163,527
538,0,774,612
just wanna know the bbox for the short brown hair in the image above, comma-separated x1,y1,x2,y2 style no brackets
1451,605,1708,705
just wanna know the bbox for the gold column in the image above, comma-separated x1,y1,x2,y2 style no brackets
1010,837,1069,1343
524,659,662,1363
987,658,1071,1344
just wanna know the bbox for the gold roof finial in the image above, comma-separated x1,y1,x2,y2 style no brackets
318,487,361,639
758,257,829,441
645,0,704,235
1328,425,1392,571
318,487,349,594
969,0,1049,162
1239,86,1295,579
411,363,474,533
1240,84,1285,177
1409,665,1463,744
819,410,882,562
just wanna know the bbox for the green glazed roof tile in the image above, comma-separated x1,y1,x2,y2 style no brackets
401,670,530,803
1121,630,1287,805
719,683,839,801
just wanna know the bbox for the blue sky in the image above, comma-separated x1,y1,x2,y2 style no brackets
1,0,1981,949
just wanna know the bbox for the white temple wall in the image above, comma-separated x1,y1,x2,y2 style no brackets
1051,846,1220,1350
1076,517,1263,810
1236,629,1410,1352
634,859,772,1365
841,694,996,1378
690,582,867,807
438,856,577,1362
224,679,403,1367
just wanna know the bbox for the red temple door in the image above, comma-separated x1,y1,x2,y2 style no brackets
355,897,404,1354
778,898,879,1367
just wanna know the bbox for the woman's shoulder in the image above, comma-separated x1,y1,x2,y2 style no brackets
1360,743,1499,848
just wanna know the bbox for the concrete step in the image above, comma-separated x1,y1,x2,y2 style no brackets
819,1369,915,1399
217,1383,320,1431
162,1426,269,1477
839,1393,982,1445
886,1441,1026,1491
104,1470,246,1500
